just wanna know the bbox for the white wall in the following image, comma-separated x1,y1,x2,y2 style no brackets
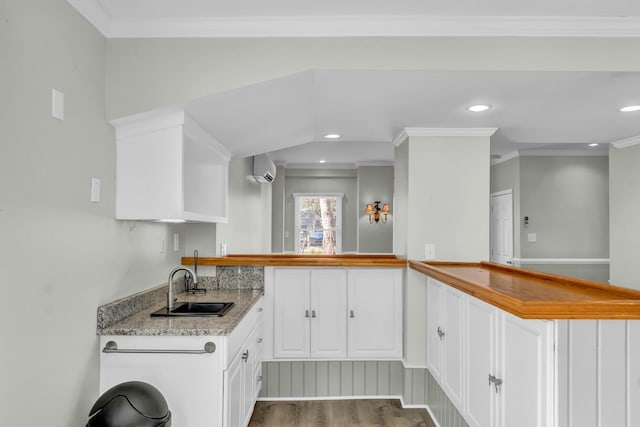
0,2,184,425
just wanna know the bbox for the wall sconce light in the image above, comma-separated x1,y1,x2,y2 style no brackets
365,201,390,224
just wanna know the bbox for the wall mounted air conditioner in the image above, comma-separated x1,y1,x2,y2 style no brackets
253,154,276,183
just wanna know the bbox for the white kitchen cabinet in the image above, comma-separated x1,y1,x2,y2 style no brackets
112,109,230,222
99,297,263,427
268,267,403,360
348,268,403,359
426,278,465,410
273,268,348,358
463,292,554,427
224,325,261,427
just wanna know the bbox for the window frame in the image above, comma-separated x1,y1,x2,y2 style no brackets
293,192,343,255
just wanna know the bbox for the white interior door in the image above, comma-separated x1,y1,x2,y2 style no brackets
490,190,514,266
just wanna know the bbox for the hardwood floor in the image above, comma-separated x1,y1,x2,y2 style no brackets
248,399,436,427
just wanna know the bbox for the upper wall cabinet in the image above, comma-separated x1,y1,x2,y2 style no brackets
112,110,230,223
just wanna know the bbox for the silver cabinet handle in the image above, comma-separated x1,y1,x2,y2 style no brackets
312,310,317,318
103,340,216,354
437,326,445,340
257,337,263,343
257,307,263,312
493,377,503,393
488,374,502,393
305,310,310,318
257,375,263,382
242,350,249,363
350,310,355,318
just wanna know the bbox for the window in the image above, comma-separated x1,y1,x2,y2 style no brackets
294,193,343,254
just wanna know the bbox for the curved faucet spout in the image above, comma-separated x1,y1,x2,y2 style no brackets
167,267,198,311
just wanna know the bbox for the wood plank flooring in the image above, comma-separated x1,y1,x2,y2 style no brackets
248,399,436,427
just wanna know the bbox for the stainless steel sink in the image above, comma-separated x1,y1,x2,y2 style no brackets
150,302,235,317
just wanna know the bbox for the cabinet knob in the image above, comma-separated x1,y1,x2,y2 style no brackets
437,326,445,340
305,310,310,318
242,350,249,362
488,374,502,393
257,307,263,312
350,310,355,318
257,375,263,382
311,310,317,318
257,337,263,344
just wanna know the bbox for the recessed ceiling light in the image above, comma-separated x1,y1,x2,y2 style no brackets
467,104,491,112
319,160,326,163
323,134,341,139
620,105,640,112
588,143,599,147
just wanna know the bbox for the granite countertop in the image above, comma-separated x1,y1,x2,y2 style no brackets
97,289,264,336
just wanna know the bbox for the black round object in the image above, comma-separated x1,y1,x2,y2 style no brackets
87,381,171,427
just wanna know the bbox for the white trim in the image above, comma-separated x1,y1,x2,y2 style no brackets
356,160,394,167
611,135,640,149
393,127,497,147
512,258,610,265
519,149,609,157
491,150,520,165
65,8,640,39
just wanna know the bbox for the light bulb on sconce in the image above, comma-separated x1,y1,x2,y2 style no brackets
365,201,390,224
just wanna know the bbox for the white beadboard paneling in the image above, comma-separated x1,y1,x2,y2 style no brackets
598,320,627,427
568,320,598,427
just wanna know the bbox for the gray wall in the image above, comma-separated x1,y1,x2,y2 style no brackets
358,166,394,253
491,155,609,282
0,2,183,425
519,156,609,259
281,168,358,253
105,38,640,121
610,144,640,289
217,157,272,255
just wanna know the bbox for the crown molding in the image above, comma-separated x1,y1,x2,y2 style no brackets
64,4,640,39
611,134,640,149
393,127,498,147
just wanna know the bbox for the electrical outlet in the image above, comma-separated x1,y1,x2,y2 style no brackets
528,233,537,243
90,178,101,203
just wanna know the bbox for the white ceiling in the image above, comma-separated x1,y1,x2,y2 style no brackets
68,1,640,167
184,70,640,167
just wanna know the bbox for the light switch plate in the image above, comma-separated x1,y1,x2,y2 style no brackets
528,233,537,242
90,178,100,202
425,243,436,260
52,89,64,120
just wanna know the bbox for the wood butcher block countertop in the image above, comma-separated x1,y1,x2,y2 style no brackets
409,260,640,319
182,254,406,267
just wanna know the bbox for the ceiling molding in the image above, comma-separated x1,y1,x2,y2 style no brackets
393,127,497,147
519,148,608,156
64,5,640,39
356,161,394,167
611,134,640,149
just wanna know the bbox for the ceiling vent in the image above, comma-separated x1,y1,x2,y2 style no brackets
253,154,276,183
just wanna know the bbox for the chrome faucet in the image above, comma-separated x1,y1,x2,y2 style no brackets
167,267,198,311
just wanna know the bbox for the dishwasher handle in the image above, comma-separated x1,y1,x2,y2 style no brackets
102,340,216,354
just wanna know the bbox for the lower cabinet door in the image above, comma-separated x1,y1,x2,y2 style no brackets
348,269,403,358
465,297,497,427
310,269,348,358
224,349,243,427
499,313,553,427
